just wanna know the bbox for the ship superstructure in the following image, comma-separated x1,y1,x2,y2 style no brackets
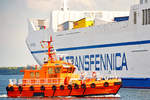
26,0,150,88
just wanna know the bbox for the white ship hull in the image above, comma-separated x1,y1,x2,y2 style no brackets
26,0,150,88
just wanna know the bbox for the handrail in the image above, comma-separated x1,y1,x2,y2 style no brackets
9,78,65,85
8,76,120,85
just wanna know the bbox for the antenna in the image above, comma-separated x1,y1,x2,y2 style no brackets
62,0,68,11
49,12,53,34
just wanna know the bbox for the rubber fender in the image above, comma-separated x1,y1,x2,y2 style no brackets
81,84,86,89
30,86,34,91
67,85,72,90
74,84,79,89
90,83,96,88
18,86,23,91
104,82,109,87
40,85,45,91
52,85,56,90
60,85,64,90
6,86,10,91
9,86,14,91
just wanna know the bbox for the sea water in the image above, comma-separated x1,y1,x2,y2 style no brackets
0,75,150,100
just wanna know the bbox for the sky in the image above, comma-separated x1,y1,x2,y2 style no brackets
0,0,139,67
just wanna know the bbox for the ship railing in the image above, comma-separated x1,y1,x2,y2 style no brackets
9,78,66,85
78,76,120,83
8,77,120,86
9,79,17,85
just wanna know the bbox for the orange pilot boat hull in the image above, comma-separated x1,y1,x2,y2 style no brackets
6,82,121,98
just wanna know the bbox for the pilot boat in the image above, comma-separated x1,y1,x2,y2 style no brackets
6,36,122,98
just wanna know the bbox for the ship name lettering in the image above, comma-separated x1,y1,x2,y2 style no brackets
64,52,128,71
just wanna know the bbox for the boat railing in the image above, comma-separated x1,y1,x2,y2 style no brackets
8,76,120,85
9,78,65,85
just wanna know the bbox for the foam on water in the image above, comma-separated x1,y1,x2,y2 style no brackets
57,94,120,98
85,94,120,98
0,94,120,99
0,94,7,98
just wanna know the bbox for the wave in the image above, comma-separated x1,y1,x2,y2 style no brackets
85,94,120,98
0,94,7,98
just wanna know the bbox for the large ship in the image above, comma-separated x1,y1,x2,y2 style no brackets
26,0,150,88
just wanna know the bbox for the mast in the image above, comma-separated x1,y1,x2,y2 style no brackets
40,36,56,62
62,0,68,11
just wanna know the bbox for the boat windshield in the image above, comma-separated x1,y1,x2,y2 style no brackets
55,67,61,73
48,67,53,74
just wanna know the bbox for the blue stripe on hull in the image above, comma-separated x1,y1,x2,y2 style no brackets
57,40,150,52
30,39,150,89
31,40,150,54
122,78,150,88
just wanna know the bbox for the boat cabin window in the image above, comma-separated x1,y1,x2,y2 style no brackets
67,68,72,73
55,67,61,73
35,72,39,78
67,67,75,73
30,72,34,78
48,67,53,74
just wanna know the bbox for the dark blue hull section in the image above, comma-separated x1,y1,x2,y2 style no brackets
122,78,150,88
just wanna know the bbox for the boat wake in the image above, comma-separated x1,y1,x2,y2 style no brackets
85,94,120,98
62,94,120,99
0,94,7,98
0,94,120,99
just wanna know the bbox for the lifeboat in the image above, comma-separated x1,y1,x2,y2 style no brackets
6,36,122,98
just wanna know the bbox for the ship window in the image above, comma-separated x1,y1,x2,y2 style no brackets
35,72,39,78
142,9,147,25
142,10,145,25
143,9,150,25
134,12,137,24
148,9,150,24
30,72,34,78
55,67,61,73
48,67,53,74
144,9,147,25
145,0,148,3
146,9,148,25
140,0,143,4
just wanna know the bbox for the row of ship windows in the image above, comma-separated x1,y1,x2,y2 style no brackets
140,0,149,4
142,9,150,25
